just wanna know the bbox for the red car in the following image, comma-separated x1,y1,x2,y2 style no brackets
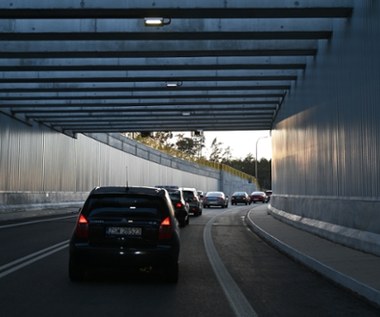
250,191,267,203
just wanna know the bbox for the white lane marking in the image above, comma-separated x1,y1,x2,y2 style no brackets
203,211,258,317
0,215,76,229
0,240,69,279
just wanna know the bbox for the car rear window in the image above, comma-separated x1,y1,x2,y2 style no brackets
183,191,195,200
82,194,167,219
168,191,181,201
207,192,222,197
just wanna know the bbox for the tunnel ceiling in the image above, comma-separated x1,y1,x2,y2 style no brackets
0,1,353,137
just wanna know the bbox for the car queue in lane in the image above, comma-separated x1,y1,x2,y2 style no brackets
68,185,236,284
67,184,267,284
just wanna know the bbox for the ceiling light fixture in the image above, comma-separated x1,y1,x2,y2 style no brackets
166,81,183,88
144,17,171,27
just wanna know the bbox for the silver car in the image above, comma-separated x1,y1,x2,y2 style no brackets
203,191,228,208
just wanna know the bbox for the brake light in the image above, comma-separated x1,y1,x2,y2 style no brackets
175,202,183,208
75,214,89,239
159,216,173,240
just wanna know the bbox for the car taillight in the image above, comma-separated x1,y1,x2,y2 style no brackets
75,214,89,239
159,216,173,240
175,202,183,208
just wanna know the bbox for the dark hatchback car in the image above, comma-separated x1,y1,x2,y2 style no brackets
181,187,203,216
167,188,189,227
69,186,180,283
231,192,250,205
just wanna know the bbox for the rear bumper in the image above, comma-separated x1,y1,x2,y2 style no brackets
175,209,188,222
189,205,201,214
231,199,248,204
69,242,179,269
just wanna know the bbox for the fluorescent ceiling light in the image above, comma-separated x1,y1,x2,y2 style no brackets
144,17,171,26
166,81,182,88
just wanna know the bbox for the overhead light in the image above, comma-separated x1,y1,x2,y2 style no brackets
182,112,191,116
144,17,171,27
166,81,182,88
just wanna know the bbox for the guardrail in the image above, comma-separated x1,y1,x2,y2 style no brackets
134,136,257,186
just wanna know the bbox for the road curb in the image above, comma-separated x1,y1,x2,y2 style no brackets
245,209,380,308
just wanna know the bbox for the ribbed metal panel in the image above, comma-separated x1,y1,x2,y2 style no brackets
0,113,220,198
272,1,380,234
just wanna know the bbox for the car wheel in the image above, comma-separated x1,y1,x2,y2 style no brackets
69,257,85,282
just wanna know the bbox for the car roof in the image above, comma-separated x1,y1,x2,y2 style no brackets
206,191,224,195
181,187,197,191
155,185,179,190
90,186,166,197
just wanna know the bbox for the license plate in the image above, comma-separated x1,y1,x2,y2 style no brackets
106,226,142,237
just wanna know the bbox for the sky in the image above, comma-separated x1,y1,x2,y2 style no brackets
202,130,272,160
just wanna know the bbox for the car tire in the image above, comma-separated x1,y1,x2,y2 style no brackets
69,257,85,282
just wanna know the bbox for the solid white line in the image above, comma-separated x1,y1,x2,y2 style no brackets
0,240,69,279
203,211,258,317
0,215,76,229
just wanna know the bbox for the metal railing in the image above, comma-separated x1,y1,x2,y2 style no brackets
134,136,257,185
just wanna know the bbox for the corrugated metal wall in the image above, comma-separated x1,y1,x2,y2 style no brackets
0,113,224,206
271,1,380,244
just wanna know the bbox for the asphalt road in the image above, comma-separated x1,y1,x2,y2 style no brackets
0,205,378,317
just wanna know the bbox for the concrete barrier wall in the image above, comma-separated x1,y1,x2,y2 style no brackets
271,2,380,253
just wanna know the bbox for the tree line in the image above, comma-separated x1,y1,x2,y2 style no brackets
126,132,271,190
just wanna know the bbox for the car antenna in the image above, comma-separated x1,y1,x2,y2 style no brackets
125,165,129,190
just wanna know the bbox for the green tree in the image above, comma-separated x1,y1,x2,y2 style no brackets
209,138,234,163
152,131,174,147
209,138,223,162
224,154,271,190
175,133,204,157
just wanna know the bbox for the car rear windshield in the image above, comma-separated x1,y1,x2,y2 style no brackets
207,192,222,197
168,191,181,201
183,191,195,200
82,194,167,219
